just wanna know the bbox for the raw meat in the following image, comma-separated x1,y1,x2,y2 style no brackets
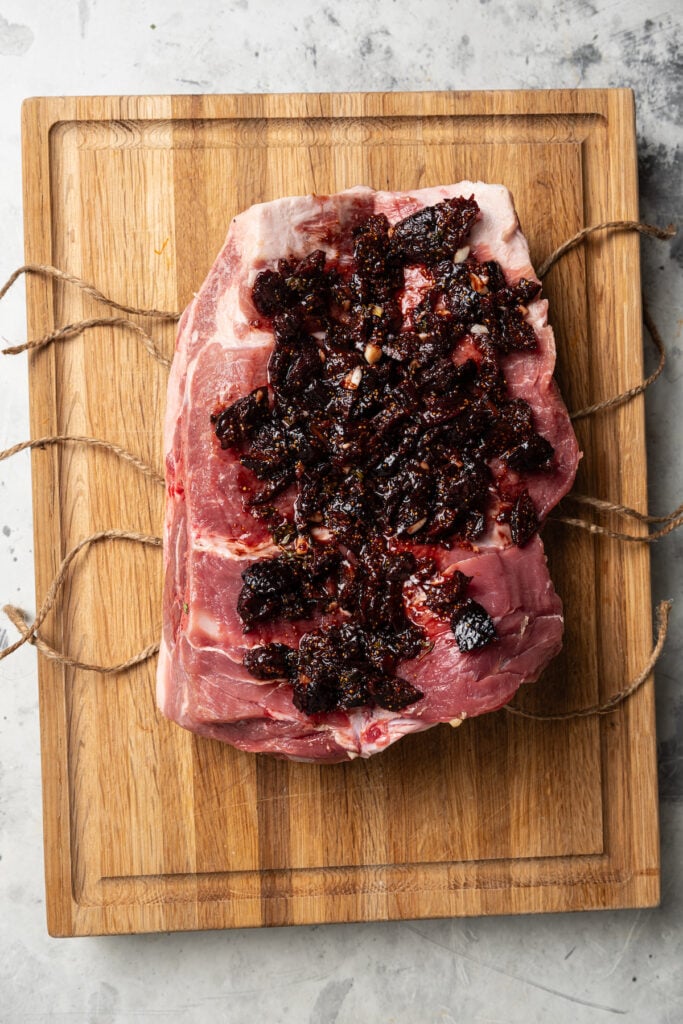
157,184,580,762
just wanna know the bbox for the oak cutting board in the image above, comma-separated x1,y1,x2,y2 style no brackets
21,91,659,936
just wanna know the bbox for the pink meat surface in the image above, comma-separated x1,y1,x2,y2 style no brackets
158,183,579,762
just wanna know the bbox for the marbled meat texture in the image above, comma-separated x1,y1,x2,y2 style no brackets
157,183,580,762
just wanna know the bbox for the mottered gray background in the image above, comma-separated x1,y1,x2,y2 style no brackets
0,1,681,1021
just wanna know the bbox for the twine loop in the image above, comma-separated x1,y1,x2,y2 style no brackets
0,530,161,667
0,262,181,319
0,263,180,367
505,600,672,721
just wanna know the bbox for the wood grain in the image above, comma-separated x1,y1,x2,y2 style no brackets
21,90,659,936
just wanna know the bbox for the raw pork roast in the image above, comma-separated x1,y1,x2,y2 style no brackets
157,184,580,762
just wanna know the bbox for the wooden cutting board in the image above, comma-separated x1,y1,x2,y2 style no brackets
21,90,659,936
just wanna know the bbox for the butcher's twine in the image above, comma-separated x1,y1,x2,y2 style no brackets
0,218,679,724
0,435,165,487
0,262,181,319
1,531,161,671
505,598,672,720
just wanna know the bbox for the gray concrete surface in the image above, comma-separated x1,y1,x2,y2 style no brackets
0,1,681,1021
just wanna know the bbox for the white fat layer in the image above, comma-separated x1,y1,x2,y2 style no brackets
192,532,280,559
321,706,431,758
189,608,224,641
